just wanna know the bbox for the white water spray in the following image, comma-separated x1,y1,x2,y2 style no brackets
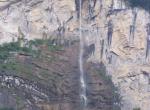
79,0,87,107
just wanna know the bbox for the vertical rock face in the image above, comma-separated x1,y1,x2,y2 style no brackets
0,0,77,44
0,0,150,110
78,1,150,110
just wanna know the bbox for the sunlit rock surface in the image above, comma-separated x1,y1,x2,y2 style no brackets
0,0,150,110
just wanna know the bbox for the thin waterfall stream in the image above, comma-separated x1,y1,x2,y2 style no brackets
79,0,87,108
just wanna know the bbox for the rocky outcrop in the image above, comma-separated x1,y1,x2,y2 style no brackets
0,0,150,110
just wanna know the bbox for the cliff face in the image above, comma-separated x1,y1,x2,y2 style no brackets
0,0,150,110
90,1,150,110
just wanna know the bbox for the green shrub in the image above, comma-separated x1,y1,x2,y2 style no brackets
0,41,40,61
0,42,20,60
0,108,14,110
0,51,9,61
29,39,63,51
133,108,141,110
29,39,44,46
0,39,63,61
48,45,62,51
1,42,20,51
29,39,51,46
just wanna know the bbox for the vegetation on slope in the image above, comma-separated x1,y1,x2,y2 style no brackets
133,108,141,110
0,39,62,62
96,63,122,110
0,39,63,83
0,108,14,110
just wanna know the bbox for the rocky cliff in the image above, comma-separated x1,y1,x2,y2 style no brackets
0,0,150,110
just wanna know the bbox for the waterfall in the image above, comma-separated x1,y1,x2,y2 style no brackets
79,0,87,108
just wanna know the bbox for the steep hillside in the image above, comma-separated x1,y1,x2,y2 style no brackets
0,40,120,110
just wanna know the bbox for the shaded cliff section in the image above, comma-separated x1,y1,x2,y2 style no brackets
123,0,150,11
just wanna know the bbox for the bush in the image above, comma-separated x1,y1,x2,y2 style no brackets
0,42,35,61
124,0,150,11
0,42,20,60
0,108,14,110
29,39,63,51
29,39,46,46
133,108,141,110
0,39,63,61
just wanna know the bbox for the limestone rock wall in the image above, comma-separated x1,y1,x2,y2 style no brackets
0,0,78,44
79,1,150,110
0,0,150,110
